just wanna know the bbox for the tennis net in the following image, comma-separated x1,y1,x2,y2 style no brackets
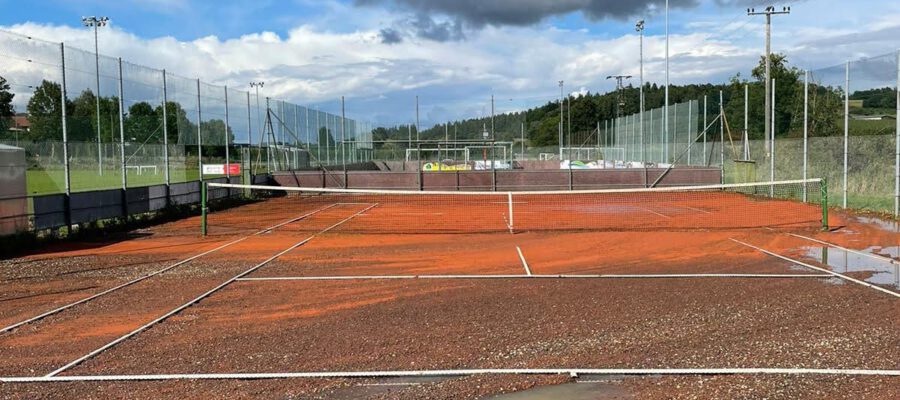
202,179,827,235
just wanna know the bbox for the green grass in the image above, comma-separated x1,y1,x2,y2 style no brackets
25,168,224,195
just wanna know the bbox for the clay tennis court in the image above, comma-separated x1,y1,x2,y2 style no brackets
1,180,899,399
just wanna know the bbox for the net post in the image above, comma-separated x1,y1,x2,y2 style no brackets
821,178,829,231
201,182,208,236
507,192,514,234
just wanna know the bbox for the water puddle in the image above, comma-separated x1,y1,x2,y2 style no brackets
489,378,631,399
854,216,900,233
803,246,900,289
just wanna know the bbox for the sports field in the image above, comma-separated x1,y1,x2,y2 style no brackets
1,180,898,399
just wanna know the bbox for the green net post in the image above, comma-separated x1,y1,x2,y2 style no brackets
821,178,829,231
201,182,208,236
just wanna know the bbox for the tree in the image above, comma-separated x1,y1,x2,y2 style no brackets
26,80,67,141
0,76,14,135
125,102,162,143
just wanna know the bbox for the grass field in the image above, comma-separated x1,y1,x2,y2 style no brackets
26,169,225,195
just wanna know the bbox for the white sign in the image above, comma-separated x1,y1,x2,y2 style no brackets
202,164,241,175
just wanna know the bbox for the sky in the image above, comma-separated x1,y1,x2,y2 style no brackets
1,0,899,129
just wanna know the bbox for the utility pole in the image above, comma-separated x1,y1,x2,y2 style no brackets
606,75,633,120
82,16,109,176
748,5,791,156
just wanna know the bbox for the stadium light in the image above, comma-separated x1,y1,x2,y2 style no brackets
82,16,109,176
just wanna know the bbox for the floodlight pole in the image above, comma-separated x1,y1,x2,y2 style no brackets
664,0,669,164
748,6,791,157
83,16,109,176
636,19,645,164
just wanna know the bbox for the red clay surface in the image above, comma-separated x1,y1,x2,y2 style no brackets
0,196,897,399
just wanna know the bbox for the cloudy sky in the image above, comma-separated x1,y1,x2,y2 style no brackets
1,0,898,128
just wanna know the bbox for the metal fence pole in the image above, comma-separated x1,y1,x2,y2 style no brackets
197,79,203,183
744,84,749,160
673,103,678,164
803,70,809,202
341,96,347,187
246,91,253,181
687,100,693,165
703,95,707,163
771,78,776,187
843,61,850,209
896,50,900,217
161,70,170,194
117,58,128,216
719,90,725,184
59,43,72,229
223,86,230,183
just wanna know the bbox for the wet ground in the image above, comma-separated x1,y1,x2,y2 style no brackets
0,207,897,399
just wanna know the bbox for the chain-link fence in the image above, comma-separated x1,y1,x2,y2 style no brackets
0,29,374,198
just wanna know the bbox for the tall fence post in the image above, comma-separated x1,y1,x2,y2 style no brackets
341,96,347,187
161,70,170,206
771,78,776,188
703,95,707,163
59,43,72,230
744,84,749,160
246,92,253,182
803,70,809,202
843,61,850,209
895,50,900,218
719,90,725,184
224,85,230,186
687,100,692,165
117,57,128,218
197,79,203,184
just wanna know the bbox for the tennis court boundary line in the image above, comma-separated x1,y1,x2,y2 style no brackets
44,204,377,378
235,274,833,281
0,204,340,335
4,367,899,382
730,238,900,298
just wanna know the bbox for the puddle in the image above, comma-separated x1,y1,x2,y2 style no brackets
488,379,630,399
803,246,900,289
853,216,900,233
869,245,900,259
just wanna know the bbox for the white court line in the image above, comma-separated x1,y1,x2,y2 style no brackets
639,207,671,219
0,204,339,335
680,206,712,214
730,238,900,299
516,246,532,276
235,274,833,281
4,367,899,383
45,204,377,378
788,233,900,266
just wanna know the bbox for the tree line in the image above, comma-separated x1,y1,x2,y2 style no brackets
0,79,235,146
372,54,861,148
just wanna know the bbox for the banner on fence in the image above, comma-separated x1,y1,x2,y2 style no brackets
202,164,241,176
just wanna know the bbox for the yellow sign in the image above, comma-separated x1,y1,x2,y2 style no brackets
422,162,472,172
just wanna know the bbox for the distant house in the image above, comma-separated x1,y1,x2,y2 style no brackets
10,114,30,132
846,99,864,109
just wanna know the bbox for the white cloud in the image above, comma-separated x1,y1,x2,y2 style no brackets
2,0,899,127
